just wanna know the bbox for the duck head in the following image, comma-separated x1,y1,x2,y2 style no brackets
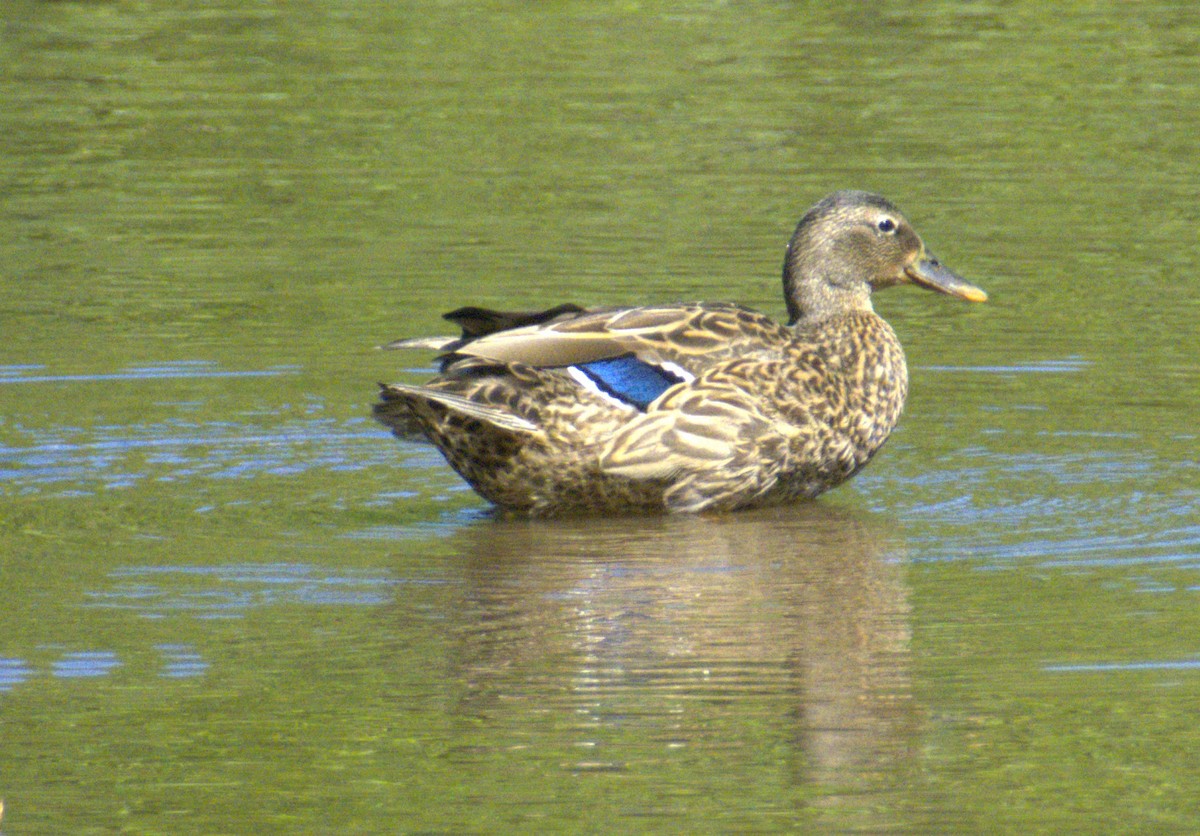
783,190,987,325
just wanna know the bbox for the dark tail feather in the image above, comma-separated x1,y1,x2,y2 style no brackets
377,303,586,353
443,303,586,338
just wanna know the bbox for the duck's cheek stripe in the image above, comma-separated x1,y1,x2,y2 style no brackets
567,354,693,410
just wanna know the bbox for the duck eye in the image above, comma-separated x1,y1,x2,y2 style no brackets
877,218,896,234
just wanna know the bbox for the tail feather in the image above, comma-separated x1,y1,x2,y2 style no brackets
443,303,586,338
377,304,587,352
376,382,539,434
377,335,458,351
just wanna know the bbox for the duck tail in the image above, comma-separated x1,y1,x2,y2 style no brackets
376,335,458,351
374,382,540,436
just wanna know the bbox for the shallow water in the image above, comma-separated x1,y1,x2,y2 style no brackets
2,1,1199,831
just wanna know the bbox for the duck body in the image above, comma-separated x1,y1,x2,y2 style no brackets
375,191,985,515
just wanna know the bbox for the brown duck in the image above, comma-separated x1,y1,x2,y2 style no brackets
375,190,986,515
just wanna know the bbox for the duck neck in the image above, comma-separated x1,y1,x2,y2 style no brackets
784,265,875,326
782,235,875,325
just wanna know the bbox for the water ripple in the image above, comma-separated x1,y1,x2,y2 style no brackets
53,651,122,678
0,361,299,384
0,417,404,494
0,657,34,692
920,356,1091,374
1044,658,1200,673
87,563,401,619
156,644,210,678
867,445,1198,573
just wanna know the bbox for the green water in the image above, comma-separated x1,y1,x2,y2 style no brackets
2,1,1198,831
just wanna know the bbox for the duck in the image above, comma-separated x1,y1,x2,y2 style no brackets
374,190,986,515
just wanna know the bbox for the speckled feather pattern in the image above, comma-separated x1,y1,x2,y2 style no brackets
375,304,907,515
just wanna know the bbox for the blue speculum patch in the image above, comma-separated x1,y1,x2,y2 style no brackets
573,355,687,410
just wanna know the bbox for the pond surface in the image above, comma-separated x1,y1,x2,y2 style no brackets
2,1,1199,831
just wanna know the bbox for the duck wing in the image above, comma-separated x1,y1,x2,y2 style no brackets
379,302,797,422
598,373,792,512
443,302,793,373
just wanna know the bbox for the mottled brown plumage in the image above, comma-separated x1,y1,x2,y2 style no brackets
374,191,986,515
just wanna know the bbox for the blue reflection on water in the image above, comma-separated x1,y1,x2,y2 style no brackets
157,644,209,678
1044,659,1200,673
0,361,299,384
920,357,1091,374
0,647,213,693
0,359,429,496
343,506,490,540
0,657,34,691
0,419,399,493
88,563,401,619
0,425,436,509
53,651,122,678
859,411,1198,583
874,356,1198,578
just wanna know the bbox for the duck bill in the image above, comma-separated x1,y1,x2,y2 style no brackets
905,256,988,302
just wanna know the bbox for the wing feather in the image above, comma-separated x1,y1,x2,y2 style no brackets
452,303,787,370
599,377,792,511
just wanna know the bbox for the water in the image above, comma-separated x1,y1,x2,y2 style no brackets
2,1,1199,831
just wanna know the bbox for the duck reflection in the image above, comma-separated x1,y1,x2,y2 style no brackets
430,503,915,810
